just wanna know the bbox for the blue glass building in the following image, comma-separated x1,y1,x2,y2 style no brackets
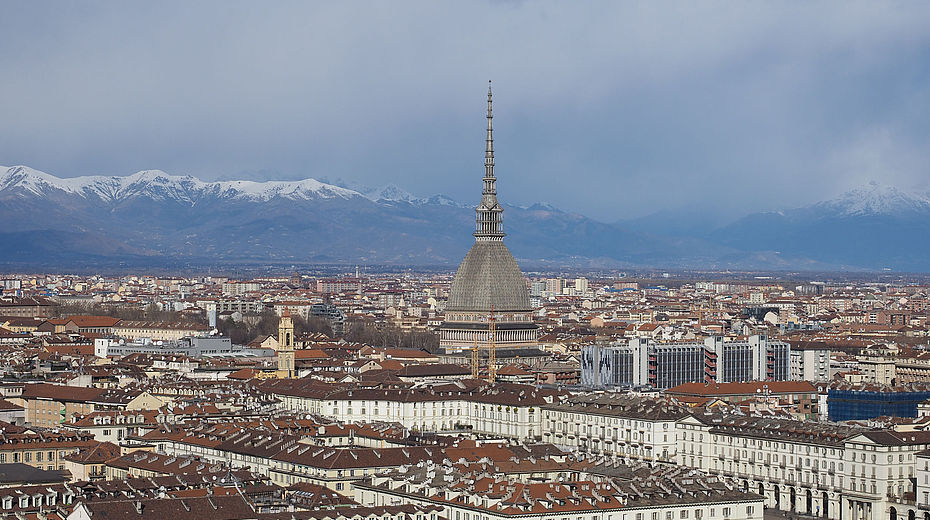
828,387,930,421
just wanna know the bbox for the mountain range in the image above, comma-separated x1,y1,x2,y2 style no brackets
1,166,928,272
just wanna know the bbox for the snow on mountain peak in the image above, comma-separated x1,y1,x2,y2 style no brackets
0,165,362,203
360,184,416,202
821,181,930,216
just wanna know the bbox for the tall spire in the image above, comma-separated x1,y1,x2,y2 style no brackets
475,81,505,240
485,81,494,178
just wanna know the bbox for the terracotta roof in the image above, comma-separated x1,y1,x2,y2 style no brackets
65,315,122,328
64,441,122,464
295,349,329,360
73,494,254,520
227,368,262,380
496,364,531,376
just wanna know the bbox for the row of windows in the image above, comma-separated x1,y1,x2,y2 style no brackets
0,451,67,463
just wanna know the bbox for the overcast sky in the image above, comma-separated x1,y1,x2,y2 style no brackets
1,1,929,222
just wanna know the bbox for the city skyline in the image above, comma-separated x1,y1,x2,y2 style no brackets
5,4,930,520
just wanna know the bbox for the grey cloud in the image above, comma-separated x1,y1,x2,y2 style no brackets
1,1,928,222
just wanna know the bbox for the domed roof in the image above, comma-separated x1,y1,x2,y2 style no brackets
446,240,531,313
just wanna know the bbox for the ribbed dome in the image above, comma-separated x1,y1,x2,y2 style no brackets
446,240,531,313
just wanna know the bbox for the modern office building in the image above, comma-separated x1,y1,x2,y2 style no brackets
581,335,790,389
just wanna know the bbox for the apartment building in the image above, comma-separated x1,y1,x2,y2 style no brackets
104,451,223,480
666,381,820,420
259,380,561,440
147,425,443,495
112,320,210,341
676,412,930,520
790,347,833,381
20,384,163,428
0,430,95,472
0,296,56,318
540,394,688,464
63,410,160,444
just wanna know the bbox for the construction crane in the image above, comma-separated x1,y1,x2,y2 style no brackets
471,336,479,380
488,305,497,383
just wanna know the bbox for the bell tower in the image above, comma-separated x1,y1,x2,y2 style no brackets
277,307,295,378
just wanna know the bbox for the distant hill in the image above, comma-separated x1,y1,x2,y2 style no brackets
708,182,930,271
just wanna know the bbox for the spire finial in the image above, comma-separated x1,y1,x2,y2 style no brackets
475,82,504,240
486,81,494,174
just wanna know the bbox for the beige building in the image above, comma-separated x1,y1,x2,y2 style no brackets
113,320,210,341
0,430,96,472
20,384,163,428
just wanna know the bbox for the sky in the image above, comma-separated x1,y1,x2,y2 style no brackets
1,1,929,222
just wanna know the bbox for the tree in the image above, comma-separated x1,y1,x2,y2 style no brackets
344,320,438,351
293,315,333,338
217,317,251,345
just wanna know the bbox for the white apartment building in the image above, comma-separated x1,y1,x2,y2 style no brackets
676,413,930,520
541,394,688,464
259,380,560,440
790,348,833,382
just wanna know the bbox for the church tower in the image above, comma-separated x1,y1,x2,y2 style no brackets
277,308,295,378
439,83,538,365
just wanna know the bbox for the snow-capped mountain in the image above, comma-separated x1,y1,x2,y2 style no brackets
0,164,688,269
812,181,930,217
355,183,417,202
333,179,468,207
0,165,361,204
4,164,930,271
710,181,930,270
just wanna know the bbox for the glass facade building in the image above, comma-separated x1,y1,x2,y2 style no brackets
828,387,930,421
